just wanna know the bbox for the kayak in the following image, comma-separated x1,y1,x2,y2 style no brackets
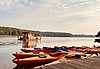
21,48,53,53
20,46,68,53
13,52,47,59
13,55,61,66
20,48,40,53
13,51,68,59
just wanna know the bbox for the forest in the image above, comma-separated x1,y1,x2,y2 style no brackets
0,26,94,37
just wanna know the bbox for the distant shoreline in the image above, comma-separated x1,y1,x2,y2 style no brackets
0,35,18,38
0,35,95,38
0,26,95,37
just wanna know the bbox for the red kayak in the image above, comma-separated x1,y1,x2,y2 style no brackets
20,48,39,53
21,48,53,53
68,46,86,52
13,55,61,66
13,52,47,59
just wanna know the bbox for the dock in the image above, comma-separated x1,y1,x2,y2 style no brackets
34,56,100,69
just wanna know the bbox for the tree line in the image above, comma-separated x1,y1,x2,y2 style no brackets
0,26,29,36
0,26,94,37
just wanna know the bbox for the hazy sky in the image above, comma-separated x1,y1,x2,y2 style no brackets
0,0,100,34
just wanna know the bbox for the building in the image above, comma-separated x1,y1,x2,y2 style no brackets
22,31,40,40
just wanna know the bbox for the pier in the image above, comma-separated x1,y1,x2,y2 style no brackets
34,56,100,69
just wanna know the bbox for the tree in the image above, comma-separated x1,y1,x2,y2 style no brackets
94,31,100,43
96,31,100,37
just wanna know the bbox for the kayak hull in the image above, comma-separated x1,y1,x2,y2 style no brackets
13,55,60,66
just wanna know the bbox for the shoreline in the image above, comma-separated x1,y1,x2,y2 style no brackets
0,35,18,38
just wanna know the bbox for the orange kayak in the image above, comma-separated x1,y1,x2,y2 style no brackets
13,55,60,66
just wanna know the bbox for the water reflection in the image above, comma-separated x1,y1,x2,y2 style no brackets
13,65,37,69
22,40,39,48
13,39,42,69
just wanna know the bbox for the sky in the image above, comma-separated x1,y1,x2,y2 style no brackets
0,0,100,35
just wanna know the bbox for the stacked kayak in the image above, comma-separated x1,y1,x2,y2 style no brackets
13,55,61,65
21,46,68,53
12,46,88,67
13,52,47,59
13,47,68,66
13,51,66,59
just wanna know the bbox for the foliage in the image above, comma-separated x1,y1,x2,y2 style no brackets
0,26,28,36
0,26,94,37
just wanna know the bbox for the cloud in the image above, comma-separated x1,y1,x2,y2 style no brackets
0,9,13,21
0,0,100,34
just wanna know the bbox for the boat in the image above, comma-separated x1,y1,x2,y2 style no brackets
18,36,23,40
13,50,68,59
13,55,61,65
64,50,87,58
21,48,53,53
68,46,87,52
21,46,68,53
13,52,47,59
20,48,41,53
85,48,100,54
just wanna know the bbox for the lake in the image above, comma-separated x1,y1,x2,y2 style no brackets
0,37,98,69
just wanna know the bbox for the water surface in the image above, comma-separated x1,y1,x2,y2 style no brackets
0,37,97,69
